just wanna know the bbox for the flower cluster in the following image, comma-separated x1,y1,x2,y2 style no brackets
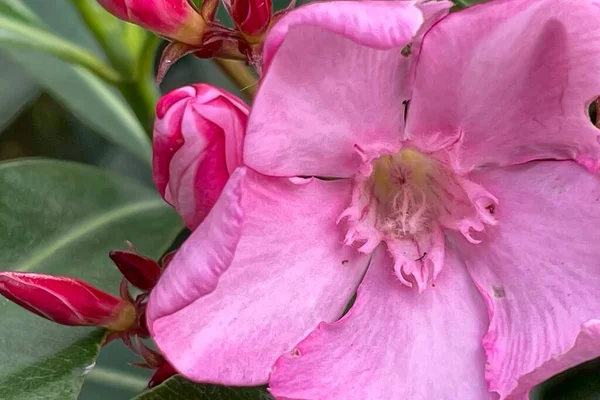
96,0,289,75
2,0,600,398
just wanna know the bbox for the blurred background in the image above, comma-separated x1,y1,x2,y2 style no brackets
0,0,598,399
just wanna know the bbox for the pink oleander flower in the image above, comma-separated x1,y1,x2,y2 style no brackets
147,0,600,399
96,0,212,45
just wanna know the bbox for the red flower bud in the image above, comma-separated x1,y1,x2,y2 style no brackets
148,362,178,388
96,0,212,46
0,272,135,331
231,0,272,39
109,243,161,291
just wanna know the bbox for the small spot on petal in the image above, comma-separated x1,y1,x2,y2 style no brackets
492,286,506,298
291,348,301,357
341,260,349,265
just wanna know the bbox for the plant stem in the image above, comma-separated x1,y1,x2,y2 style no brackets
214,58,258,100
118,81,158,134
136,34,160,81
70,0,158,134
70,0,134,74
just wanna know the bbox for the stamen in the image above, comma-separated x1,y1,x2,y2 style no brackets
339,146,498,291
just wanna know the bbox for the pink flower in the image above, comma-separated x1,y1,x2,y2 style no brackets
147,0,600,398
96,0,211,45
152,84,249,230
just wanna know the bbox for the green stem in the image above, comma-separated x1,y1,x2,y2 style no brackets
119,80,158,134
70,0,134,74
136,33,160,81
70,0,158,135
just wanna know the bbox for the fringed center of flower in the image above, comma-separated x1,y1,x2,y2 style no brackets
340,147,498,292
372,150,445,239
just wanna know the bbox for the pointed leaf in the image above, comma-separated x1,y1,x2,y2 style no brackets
134,376,273,400
0,159,183,400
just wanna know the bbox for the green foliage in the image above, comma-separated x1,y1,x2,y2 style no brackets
0,0,151,163
0,159,183,400
135,376,273,400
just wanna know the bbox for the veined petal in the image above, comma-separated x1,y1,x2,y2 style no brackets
506,320,600,400
269,245,491,400
244,1,425,178
148,167,246,322
406,0,600,171
148,171,369,385
452,161,600,398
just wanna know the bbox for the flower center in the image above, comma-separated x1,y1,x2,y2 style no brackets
371,149,444,239
339,147,498,291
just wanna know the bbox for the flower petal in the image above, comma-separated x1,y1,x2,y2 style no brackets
507,320,600,400
148,167,246,322
406,0,600,171
244,1,425,178
269,245,491,399
147,171,369,385
153,84,249,229
452,161,600,398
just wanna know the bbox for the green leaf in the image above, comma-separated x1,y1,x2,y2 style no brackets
0,0,39,25
134,376,273,400
0,0,152,164
0,14,121,83
0,55,37,131
451,0,488,7
0,159,183,400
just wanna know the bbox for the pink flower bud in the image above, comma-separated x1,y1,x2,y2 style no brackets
152,84,249,230
0,272,135,331
109,243,161,291
231,0,272,39
96,0,210,45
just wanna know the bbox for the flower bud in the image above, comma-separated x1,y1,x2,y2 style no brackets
231,0,272,40
0,272,135,331
153,84,249,230
96,0,210,45
148,362,178,388
109,243,161,291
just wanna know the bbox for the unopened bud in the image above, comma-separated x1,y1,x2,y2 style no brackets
109,243,161,291
231,0,272,40
148,362,178,388
0,272,135,331
96,0,213,46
